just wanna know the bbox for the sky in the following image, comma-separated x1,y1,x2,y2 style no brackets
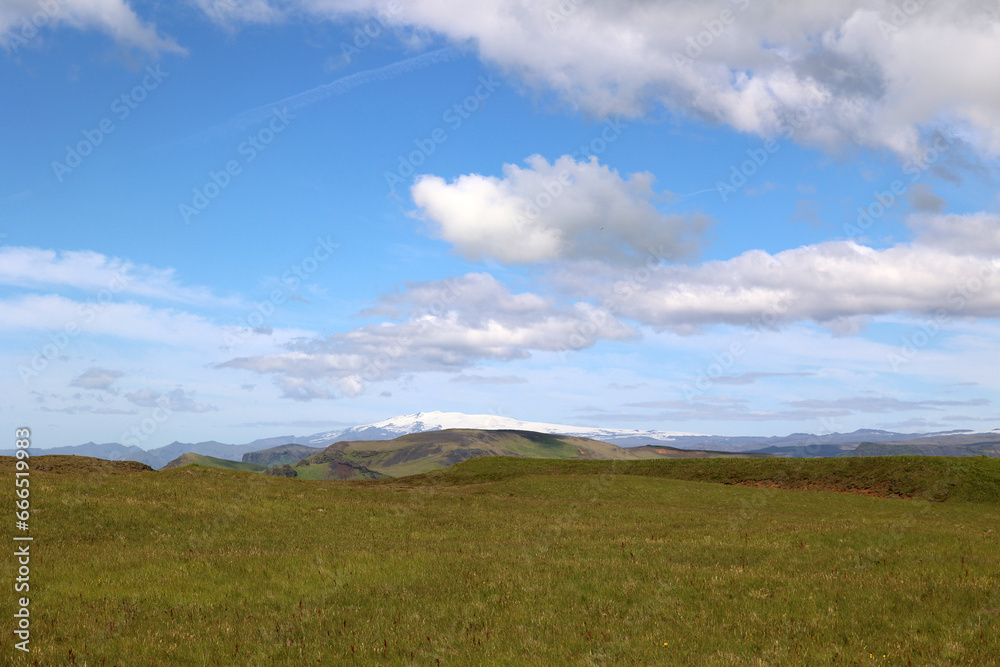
2,0,999,448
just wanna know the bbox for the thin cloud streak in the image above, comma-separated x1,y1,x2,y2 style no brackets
196,47,463,140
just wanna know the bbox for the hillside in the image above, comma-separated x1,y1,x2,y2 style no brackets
849,440,1000,458
389,455,1000,503
12,453,1000,664
161,453,268,472
626,444,771,459
0,455,154,475
289,428,771,480
242,443,323,467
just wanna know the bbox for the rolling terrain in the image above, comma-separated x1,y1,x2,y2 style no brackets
2,453,997,665
241,443,322,467
5,411,997,466
848,440,1000,458
160,453,268,472
285,428,769,480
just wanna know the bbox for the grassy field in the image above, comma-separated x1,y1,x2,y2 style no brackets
2,455,998,665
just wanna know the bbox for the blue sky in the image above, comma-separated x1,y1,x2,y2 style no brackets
2,0,998,447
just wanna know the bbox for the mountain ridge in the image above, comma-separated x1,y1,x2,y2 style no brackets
5,411,997,469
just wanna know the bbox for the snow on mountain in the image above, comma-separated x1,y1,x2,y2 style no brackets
303,411,703,447
912,428,1000,438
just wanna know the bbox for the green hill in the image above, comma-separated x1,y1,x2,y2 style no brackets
242,443,323,467
289,428,770,480
161,452,268,472
387,454,1000,503
849,440,1000,457
8,452,999,664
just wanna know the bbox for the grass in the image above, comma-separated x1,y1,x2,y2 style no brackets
161,453,267,473
287,429,770,480
400,455,1000,503
2,455,998,665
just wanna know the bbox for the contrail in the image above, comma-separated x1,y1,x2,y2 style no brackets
676,188,717,199
195,46,463,140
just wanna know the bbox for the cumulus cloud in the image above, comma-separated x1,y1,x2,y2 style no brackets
217,273,636,400
570,213,1000,333
411,155,710,265
190,0,1000,157
0,0,184,54
70,367,123,392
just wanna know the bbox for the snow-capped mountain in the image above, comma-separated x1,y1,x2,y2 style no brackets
302,411,703,448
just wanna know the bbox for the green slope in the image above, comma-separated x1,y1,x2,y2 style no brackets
849,440,1000,457
387,454,1000,503
161,452,268,472
242,443,323,467
7,453,999,664
290,428,769,480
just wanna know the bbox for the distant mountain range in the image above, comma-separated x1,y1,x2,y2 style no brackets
4,410,998,469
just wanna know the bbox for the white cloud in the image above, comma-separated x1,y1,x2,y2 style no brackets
125,387,217,412
572,213,1000,333
189,0,1000,157
0,0,184,54
189,0,284,26
0,246,235,306
617,395,990,422
217,272,636,400
411,155,710,265
0,292,323,361
0,293,228,346
70,367,123,391
450,374,526,385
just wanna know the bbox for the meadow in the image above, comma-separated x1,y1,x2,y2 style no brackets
2,455,998,665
